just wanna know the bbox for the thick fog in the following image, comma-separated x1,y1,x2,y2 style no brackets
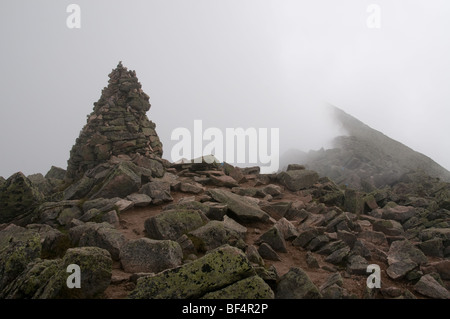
1,0,449,177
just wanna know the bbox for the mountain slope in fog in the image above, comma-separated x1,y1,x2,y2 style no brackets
281,105,450,191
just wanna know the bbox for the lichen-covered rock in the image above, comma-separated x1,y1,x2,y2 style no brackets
275,267,321,299
0,259,60,299
201,276,274,299
27,224,70,258
145,209,208,241
40,247,112,299
129,245,255,299
120,238,182,273
0,225,42,290
0,172,44,224
188,218,246,252
208,188,270,223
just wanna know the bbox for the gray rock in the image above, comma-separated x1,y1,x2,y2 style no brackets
260,201,292,220
69,222,126,260
120,238,183,273
305,235,330,252
82,197,121,213
317,240,348,256
276,267,321,299
346,254,369,275
306,252,320,269
63,175,95,200
257,225,287,253
208,188,270,223
276,170,319,191
419,238,444,258
179,182,205,194
144,209,208,241
188,218,246,252
139,180,173,204
337,230,357,249
274,217,299,240
373,219,404,236
386,240,427,280
45,166,66,180
57,206,83,226
263,184,283,197
414,274,450,299
293,227,320,248
246,245,265,266
129,245,255,299
126,193,152,207
209,175,239,188
325,246,350,265
258,242,281,261
381,205,416,224
358,230,389,246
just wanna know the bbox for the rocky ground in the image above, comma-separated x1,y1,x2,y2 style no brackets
1,159,449,299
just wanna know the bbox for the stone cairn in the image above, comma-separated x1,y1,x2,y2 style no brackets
66,62,163,181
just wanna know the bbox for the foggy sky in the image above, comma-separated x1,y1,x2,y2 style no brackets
1,0,449,178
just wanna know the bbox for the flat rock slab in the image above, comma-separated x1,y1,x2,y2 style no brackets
208,188,270,223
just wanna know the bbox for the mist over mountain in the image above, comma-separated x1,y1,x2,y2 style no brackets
280,105,450,191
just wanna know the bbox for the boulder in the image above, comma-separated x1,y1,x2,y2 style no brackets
120,238,183,273
256,226,287,253
414,274,450,299
129,245,255,299
258,243,282,261
179,182,205,194
260,201,292,220
45,166,67,180
276,170,319,191
208,188,270,223
40,247,112,299
381,205,416,224
209,175,239,188
0,172,44,225
27,224,70,258
421,260,450,280
89,161,141,199
324,246,350,265
306,252,320,269
0,259,60,299
386,240,427,280
188,219,246,252
144,209,208,241
275,217,299,240
346,254,369,275
419,238,444,258
275,267,321,299
126,193,152,207
69,222,126,261
373,219,405,236
292,227,320,248
246,245,265,266
0,225,42,290
139,180,173,205
201,276,274,299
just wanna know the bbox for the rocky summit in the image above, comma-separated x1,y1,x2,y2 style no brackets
0,64,449,300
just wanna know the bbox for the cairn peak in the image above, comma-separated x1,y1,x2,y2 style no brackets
66,62,163,181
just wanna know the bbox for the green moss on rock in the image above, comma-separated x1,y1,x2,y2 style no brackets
129,245,255,299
